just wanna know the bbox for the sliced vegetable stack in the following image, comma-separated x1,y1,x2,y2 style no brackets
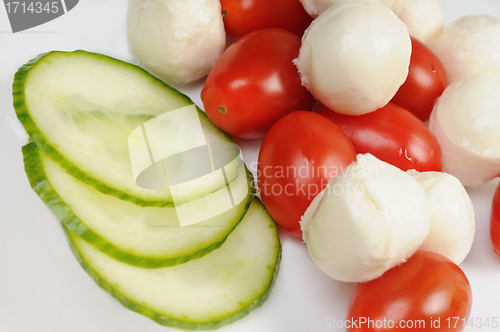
15,50,232,207
23,143,254,268
15,50,281,329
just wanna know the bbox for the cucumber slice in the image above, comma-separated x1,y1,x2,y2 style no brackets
24,143,254,268
65,198,281,330
14,50,232,207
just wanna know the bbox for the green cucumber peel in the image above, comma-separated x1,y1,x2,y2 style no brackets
14,50,233,207
64,198,281,330
23,143,255,268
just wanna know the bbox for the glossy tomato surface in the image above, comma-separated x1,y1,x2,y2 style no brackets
220,0,312,39
391,37,447,122
319,103,442,172
490,182,500,255
258,111,356,237
347,251,472,332
201,29,315,139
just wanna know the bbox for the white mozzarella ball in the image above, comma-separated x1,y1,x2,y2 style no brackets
300,187,326,237
299,0,337,17
299,0,443,47
128,0,225,84
379,0,443,47
301,154,430,283
433,15,500,83
300,0,444,47
407,170,475,265
296,0,411,115
428,74,500,187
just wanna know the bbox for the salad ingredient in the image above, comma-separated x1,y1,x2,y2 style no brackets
65,198,281,330
433,15,500,83
300,188,326,235
490,182,500,255
347,251,472,332
23,143,253,268
378,0,443,47
202,29,315,139
220,0,312,39
428,74,500,187
301,154,430,282
14,51,232,207
296,0,411,115
408,170,475,265
16,49,281,329
299,0,334,16
299,0,443,47
391,37,447,122
319,102,442,172
128,0,225,84
258,111,355,238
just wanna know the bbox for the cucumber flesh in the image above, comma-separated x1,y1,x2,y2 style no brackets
24,143,254,268
65,198,281,330
14,51,232,207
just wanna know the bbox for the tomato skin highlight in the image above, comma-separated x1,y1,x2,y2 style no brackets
347,251,472,332
220,0,313,39
201,29,315,139
257,111,356,238
391,37,448,122
319,102,442,172
490,182,500,255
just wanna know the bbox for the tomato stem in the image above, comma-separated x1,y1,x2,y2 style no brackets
219,105,227,114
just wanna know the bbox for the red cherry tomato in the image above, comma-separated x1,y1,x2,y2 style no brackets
391,37,447,122
347,251,472,332
201,29,315,139
220,0,312,39
319,102,442,172
490,182,500,255
258,111,356,237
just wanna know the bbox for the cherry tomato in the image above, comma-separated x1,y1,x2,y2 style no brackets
490,182,500,255
201,29,315,139
220,0,312,39
319,102,442,172
391,37,447,122
347,251,472,332
258,111,356,237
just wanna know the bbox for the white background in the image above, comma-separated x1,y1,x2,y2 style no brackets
1,1,500,331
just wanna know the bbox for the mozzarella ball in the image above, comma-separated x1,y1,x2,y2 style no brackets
379,0,443,47
301,154,430,283
299,0,337,17
300,0,443,47
300,187,326,237
296,0,411,115
433,15,500,83
128,0,225,84
428,74,500,187
407,170,475,265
